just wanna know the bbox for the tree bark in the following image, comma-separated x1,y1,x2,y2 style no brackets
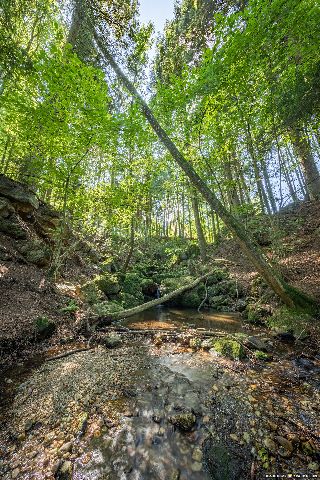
291,127,320,200
90,30,318,311
190,188,207,260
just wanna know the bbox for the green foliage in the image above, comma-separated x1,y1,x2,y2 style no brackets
60,300,79,314
92,301,124,316
34,316,50,331
253,350,270,361
33,316,55,338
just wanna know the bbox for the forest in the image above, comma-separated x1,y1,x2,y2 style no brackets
0,0,319,479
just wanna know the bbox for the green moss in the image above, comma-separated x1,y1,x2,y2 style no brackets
92,301,124,316
95,274,120,295
253,350,270,361
190,337,202,349
212,339,245,360
267,306,315,337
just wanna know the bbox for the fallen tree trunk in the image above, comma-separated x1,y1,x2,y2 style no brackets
92,270,216,328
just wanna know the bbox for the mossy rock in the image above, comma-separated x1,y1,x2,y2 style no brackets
92,301,124,316
211,338,245,360
253,350,270,361
95,274,120,296
208,294,230,308
17,240,51,266
181,290,200,308
267,307,314,337
120,291,144,309
206,269,228,286
169,412,196,431
203,441,244,480
0,216,28,239
190,337,202,349
123,272,144,296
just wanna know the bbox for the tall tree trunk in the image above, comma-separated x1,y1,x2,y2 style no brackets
261,157,277,214
90,29,317,310
291,127,320,200
190,188,207,260
122,216,135,273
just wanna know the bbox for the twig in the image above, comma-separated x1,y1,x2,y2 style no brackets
46,348,92,362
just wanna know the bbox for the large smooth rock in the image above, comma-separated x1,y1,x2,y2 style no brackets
0,175,39,212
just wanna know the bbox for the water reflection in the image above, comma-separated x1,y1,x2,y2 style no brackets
121,307,245,333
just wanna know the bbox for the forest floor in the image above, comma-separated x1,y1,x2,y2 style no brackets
210,201,320,302
0,197,319,479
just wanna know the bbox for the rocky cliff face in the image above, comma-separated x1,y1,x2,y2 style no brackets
0,175,60,266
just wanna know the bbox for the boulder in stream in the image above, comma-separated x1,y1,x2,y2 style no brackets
169,412,196,431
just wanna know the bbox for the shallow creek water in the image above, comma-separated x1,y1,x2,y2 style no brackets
1,308,320,480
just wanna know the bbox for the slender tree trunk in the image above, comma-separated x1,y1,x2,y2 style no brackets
122,216,135,273
261,157,277,213
190,188,207,260
290,127,320,200
91,29,318,310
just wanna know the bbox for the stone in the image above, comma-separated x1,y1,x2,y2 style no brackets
230,434,239,442
263,437,276,453
192,448,203,462
170,469,181,480
243,432,251,444
191,462,202,472
275,332,295,344
169,412,196,431
103,335,122,349
275,436,293,453
59,442,72,454
17,240,51,267
0,197,14,217
57,460,72,479
0,216,27,239
245,336,270,352
11,468,20,479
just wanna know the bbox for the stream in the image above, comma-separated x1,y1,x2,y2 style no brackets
0,308,319,479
